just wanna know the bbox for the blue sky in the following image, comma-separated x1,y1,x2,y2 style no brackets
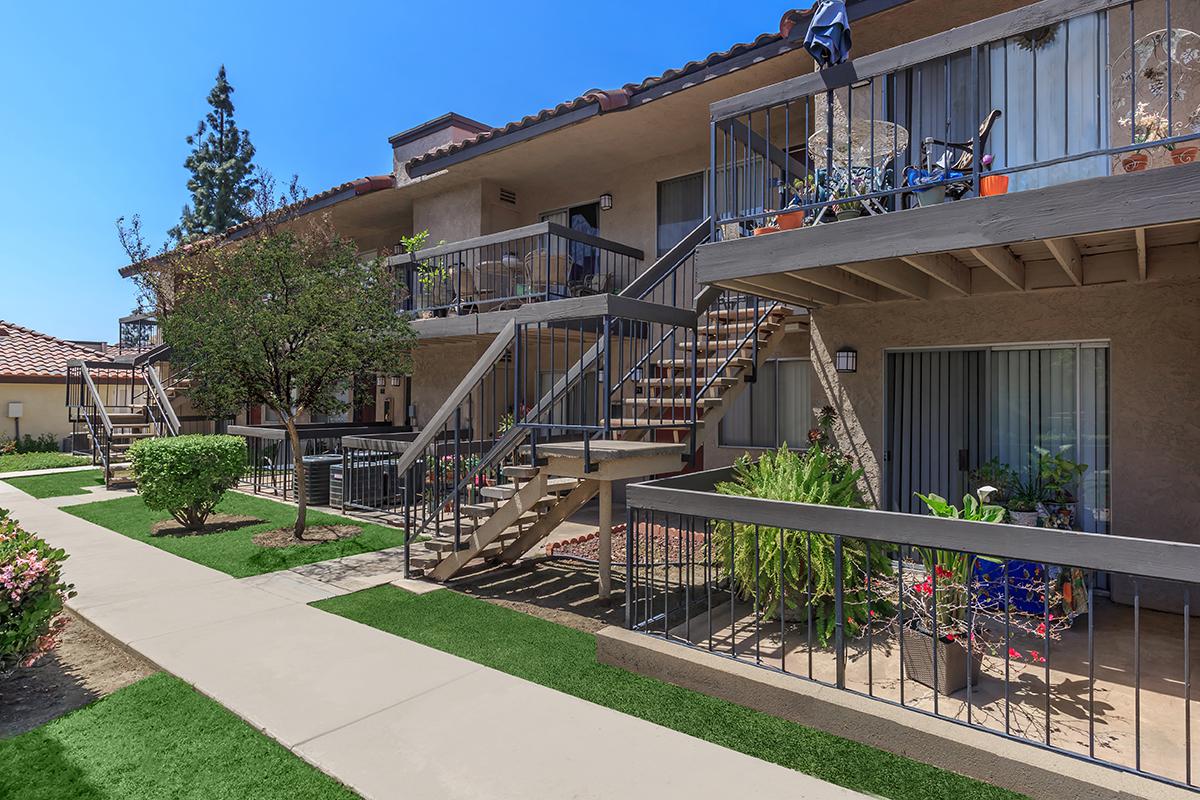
0,1,795,341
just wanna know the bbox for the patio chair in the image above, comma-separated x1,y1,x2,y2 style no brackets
525,251,572,299
916,109,1003,200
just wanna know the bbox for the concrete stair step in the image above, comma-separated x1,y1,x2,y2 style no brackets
656,357,753,371
623,397,720,409
480,477,578,500
501,465,540,479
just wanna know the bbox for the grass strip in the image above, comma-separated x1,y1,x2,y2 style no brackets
316,585,1026,800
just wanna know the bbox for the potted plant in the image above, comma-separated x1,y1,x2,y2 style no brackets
977,154,1009,196
1006,473,1046,527
753,214,780,236
1035,446,1087,529
1117,102,1170,172
714,435,892,632
968,457,1016,505
903,488,1004,694
831,175,868,221
777,177,816,230
1170,105,1200,165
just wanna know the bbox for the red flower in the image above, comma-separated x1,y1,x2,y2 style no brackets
1035,622,1047,637
1029,650,1047,663
934,565,954,580
1008,647,1023,660
913,577,933,596
944,632,956,641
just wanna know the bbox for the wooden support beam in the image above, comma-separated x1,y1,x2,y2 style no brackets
899,253,971,296
1045,237,1083,286
1134,228,1148,281
732,275,836,307
971,246,1025,291
788,267,879,303
840,260,930,300
722,278,816,308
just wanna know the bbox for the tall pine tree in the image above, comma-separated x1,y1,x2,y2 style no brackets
170,66,257,243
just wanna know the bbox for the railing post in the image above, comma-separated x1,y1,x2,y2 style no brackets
833,534,846,690
602,316,613,440
404,463,414,577
453,406,462,548
709,116,717,240
971,44,981,197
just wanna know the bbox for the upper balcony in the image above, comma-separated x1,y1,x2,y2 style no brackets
697,0,1200,306
388,222,644,336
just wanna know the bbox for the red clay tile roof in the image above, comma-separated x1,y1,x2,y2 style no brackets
117,175,395,278
0,321,115,380
405,9,814,172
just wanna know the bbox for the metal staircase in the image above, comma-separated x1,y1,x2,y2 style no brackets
67,347,180,488
396,221,794,582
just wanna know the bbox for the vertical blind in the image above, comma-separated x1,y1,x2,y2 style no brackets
721,360,814,449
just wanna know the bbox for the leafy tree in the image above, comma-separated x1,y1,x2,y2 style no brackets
163,207,415,539
169,65,257,243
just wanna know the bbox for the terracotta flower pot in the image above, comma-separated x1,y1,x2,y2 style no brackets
776,208,806,230
753,225,781,236
1121,153,1149,172
980,175,1009,196
901,620,982,696
1171,146,1199,165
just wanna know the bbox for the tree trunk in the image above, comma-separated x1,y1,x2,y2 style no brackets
283,416,307,539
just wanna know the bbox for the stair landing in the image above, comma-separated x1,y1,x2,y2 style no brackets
534,440,688,481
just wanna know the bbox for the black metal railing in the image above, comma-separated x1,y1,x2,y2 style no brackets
711,0,1200,236
229,422,411,503
389,222,644,316
626,466,1200,791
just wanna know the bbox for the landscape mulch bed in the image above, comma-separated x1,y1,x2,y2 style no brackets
151,514,263,537
252,524,361,548
548,522,707,566
0,610,155,738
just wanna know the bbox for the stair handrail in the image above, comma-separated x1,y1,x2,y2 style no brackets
402,219,718,542
142,363,181,436
69,360,114,471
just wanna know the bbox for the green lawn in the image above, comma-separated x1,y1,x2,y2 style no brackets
0,452,91,474
316,586,1025,800
66,491,404,577
3,469,105,498
0,673,359,800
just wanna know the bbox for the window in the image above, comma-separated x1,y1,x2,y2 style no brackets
657,172,706,255
720,360,815,449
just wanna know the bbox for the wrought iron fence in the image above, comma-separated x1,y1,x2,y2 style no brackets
229,423,411,503
626,466,1200,790
390,222,644,316
712,0,1200,236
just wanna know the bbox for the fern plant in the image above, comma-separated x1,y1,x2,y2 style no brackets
713,446,893,647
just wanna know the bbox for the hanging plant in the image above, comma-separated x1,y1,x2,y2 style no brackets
1015,24,1059,52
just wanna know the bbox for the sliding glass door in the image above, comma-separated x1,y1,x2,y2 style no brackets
886,344,1110,531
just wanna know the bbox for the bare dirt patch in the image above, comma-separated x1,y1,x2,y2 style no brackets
0,610,156,737
151,514,263,537
252,524,361,548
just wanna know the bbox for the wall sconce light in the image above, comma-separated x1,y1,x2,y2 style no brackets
835,347,858,374
599,193,613,211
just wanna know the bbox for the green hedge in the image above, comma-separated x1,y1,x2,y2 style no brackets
128,435,247,531
0,508,74,669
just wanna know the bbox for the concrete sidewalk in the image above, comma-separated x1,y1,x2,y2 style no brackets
0,481,875,800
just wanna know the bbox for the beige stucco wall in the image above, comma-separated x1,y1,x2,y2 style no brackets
805,276,1200,545
0,381,71,446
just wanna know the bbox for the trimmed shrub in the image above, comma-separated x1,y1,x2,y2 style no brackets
0,507,74,670
129,435,247,530
0,433,60,455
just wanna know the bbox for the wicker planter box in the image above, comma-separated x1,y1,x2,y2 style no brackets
901,620,982,696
